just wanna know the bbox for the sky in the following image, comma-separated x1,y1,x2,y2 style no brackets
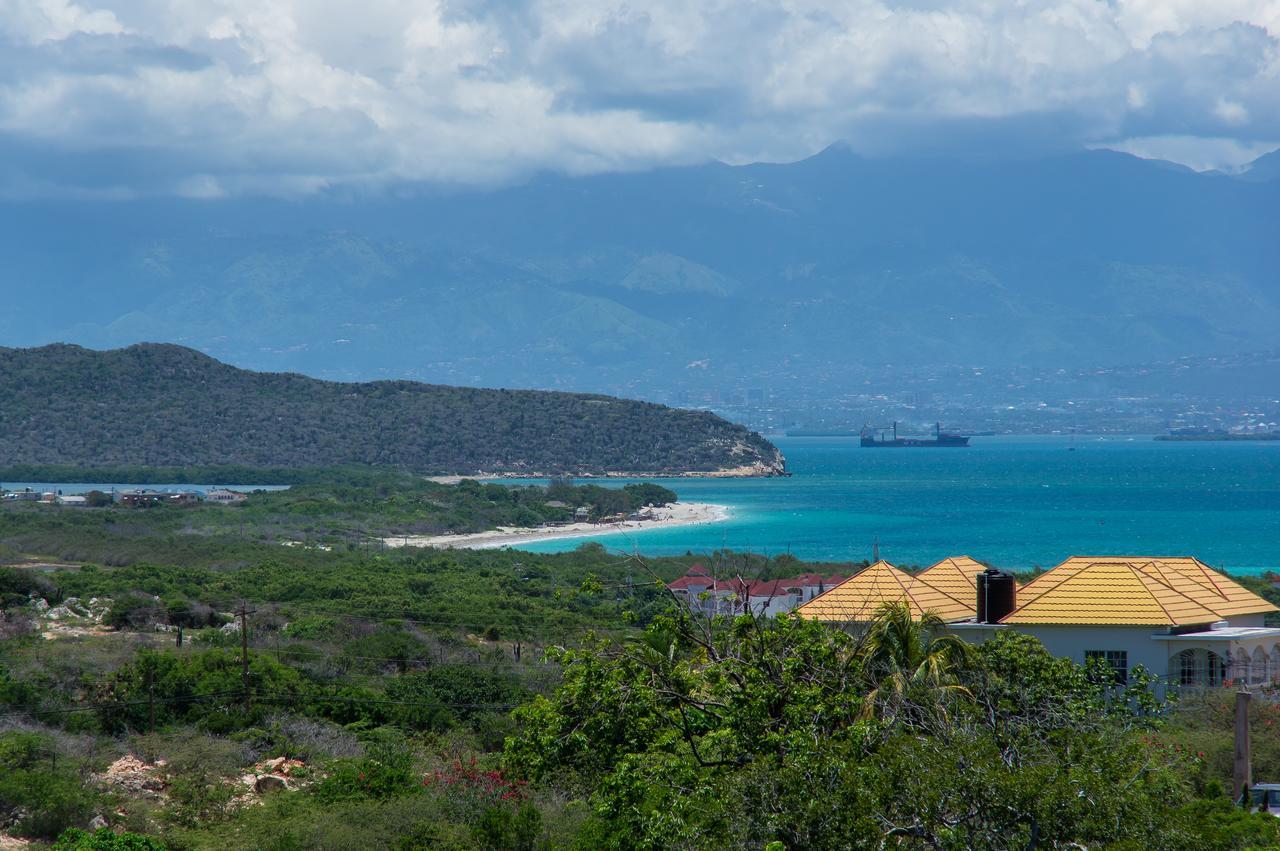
1,0,1279,198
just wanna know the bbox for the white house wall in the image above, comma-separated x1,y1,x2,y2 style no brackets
955,625,1173,678
949,623,1280,687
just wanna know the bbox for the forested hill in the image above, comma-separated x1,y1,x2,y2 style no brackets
0,344,785,476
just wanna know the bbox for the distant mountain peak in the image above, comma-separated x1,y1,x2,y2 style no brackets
1239,147,1280,182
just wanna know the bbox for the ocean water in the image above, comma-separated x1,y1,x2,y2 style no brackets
519,436,1280,573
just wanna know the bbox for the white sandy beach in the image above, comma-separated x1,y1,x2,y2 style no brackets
383,501,730,550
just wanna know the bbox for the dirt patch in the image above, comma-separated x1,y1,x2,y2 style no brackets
1,560,82,571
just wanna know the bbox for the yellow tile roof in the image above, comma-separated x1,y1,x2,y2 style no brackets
1042,557,1276,620
1003,556,1278,625
796,560,975,623
916,556,990,602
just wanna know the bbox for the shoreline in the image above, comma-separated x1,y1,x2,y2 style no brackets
423,465,786,484
383,501,731,551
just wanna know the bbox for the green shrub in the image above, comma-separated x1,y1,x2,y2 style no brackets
473,802,542,851
94,648,310,733
282,615,338,641
104,593,164,630
53,827,167,850
314,728,417,802
0,731,97,840
384,666,526,732
0,665,40,708
164,772,239,828
0,566,43,608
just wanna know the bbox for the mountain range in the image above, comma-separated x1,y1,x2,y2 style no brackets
2,146,1277,397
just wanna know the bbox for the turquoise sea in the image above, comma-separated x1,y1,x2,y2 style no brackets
519,436,1280,573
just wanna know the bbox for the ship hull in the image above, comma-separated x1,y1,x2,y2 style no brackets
860,435,971,448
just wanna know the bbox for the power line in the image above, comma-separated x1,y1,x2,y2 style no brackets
0,690,247,720
0,688,524,721
265,646,557,668
250,690,520,711
193,600,644,634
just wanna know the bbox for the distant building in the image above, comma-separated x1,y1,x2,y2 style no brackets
205,488,247,505
118,490,169,508
667,566,753,617
667,565,847,618
55,495,88,507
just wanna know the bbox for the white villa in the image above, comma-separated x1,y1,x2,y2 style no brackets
798,555,1280,690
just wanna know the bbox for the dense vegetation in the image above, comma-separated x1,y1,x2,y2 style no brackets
506,609,1280,849
2,473,1278,848
0,344,784,475
3,588,1279,848
1,473,678,541
0,464,428,486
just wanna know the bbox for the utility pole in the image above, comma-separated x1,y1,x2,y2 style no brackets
147,665,156,734
1235,689,1252,803
238,601,256,712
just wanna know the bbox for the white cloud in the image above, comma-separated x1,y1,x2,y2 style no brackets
1214,97,1250,125
0,0,1278,196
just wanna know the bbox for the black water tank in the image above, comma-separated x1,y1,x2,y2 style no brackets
977,569,1017,623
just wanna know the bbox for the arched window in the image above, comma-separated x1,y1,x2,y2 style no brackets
1208,651,1227,687
1252,647,1269,686
1233,648,1250,685
1173,649,1230,687
1175,649,1200,686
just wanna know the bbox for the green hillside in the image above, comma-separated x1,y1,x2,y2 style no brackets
0,344,785,476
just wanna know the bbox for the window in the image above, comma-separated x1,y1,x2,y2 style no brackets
1251,647,1268,685
1177,649,1200,686
1085,650,1128,684
1174,649,1228,688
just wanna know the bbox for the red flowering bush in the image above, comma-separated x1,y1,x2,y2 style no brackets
422,756,541,849
422,755,528,805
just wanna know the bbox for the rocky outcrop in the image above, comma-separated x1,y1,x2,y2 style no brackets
98,755,168,801
241,757,308,795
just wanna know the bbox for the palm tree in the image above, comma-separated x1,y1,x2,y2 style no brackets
858,602,974,724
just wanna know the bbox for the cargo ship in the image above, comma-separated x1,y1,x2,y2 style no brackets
860,422,970,448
